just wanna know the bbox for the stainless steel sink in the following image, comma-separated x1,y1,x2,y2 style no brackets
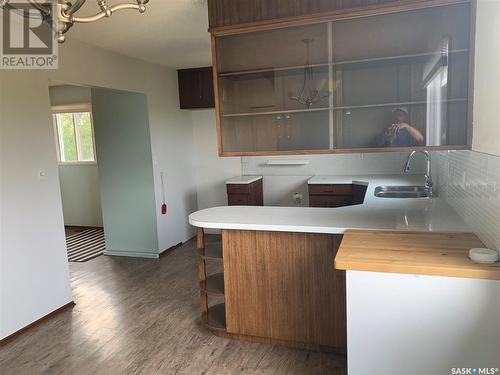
374,185,431,199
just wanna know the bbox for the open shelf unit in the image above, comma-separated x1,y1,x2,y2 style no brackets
206,304,227,332
201,273,225,297
197,241,223,260
197,229,227,332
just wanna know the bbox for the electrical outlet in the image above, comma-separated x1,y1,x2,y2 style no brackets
293,192,303,205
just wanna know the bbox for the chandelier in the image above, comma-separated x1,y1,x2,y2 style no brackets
288,38,329,109
0,0,149,43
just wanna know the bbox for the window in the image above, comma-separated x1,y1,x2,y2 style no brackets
53,105,96,163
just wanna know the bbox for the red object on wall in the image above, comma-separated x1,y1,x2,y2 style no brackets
160,172,167,215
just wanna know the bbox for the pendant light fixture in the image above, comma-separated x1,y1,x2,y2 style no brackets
288,38,329,109
0,0,149,43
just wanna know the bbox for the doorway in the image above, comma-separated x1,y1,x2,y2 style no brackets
50,84,104,262
49,83,159,262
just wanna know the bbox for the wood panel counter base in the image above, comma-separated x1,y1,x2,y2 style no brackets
196,228,346,352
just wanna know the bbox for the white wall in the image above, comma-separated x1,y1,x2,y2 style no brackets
49,38,198,253
0,38,198,338
0,71,73,339
472,0,500,156
191,110,241,210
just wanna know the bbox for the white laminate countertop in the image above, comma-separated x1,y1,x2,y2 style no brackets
308,175,369,185
226,175,263,184
190,174,470,234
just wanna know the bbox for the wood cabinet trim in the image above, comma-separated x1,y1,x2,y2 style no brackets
211,35,225,156
208,0,471,36
218,145,468,157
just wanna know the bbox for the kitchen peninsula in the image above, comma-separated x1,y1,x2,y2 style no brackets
190,175,467,345
189,173,500,373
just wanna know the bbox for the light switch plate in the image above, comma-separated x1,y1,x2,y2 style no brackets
38,168,47,181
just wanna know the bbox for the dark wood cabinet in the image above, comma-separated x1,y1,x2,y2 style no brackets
208,0,414,29
309,183,367,208
177,67,215,109
227,179,263,206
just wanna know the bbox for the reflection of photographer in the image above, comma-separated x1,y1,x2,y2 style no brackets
381,107,424,147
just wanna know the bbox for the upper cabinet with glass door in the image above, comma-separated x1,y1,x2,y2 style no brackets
217,23,331,153
212,1,473,156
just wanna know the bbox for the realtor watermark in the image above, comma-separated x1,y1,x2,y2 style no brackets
1,0,58,69
451,368,499,375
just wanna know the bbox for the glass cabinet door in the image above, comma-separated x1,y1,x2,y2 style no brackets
216,23,332,153
214,2,472,155
331,3,471,149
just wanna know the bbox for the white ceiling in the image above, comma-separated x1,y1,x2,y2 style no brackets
68,0,212,69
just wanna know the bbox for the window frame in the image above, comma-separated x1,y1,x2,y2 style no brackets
52,103,97,166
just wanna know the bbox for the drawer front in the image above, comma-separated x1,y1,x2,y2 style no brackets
227,184,250,195
309,184,353,196
309,195,353,208
228,194,250,206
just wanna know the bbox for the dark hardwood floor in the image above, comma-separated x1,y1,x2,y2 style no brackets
0,236,346,374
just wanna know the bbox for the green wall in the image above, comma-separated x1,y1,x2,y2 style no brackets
91,88,159,258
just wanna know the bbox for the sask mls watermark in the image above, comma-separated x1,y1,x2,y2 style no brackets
1,0,58,69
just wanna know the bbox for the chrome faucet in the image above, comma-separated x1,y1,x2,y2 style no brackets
403,150,434,196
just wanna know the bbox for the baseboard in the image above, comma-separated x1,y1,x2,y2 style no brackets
159,242,183,257
104,250,159,259
0,301,75,346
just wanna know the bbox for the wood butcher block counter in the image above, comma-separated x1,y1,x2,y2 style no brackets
335,230,500,281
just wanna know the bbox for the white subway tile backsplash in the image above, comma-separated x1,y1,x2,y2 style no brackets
434,150,500,251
